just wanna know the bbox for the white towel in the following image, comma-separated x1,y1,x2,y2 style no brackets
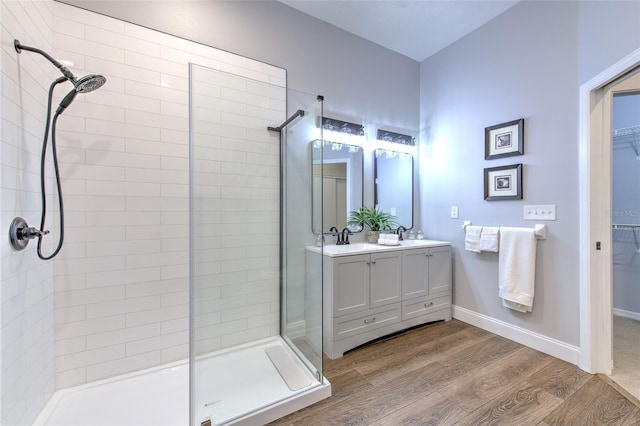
479,227,500,252
498,227,537,312
464,226,482,253
377,234,399,246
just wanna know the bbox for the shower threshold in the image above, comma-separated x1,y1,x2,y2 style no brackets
34,336,330,426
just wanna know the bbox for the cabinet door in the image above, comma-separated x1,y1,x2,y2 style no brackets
370,252,402,308
402,249,429,299
333,254,370,316
428,246,451,294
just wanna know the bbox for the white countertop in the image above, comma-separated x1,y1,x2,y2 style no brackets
307,239,451,257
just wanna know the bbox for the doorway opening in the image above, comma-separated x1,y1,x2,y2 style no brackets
579,48,640,402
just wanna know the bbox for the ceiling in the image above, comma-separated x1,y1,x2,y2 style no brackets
279,0,520,62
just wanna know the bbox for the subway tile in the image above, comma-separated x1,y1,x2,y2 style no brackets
86,351,160,383
161,291,188,308
160,264,188,281
126,330,187,357
54,305,86,325
84,270,127,289
125,303,187,327
85,239,160,258
85,149,161,169
126,138,187,158
56,130,126,152
125,278,187,299
54,315,125,341
125,167,188,184
125,109,188,132
63,226,126,244
161,344,188,364
55,336,86,357
56,344,125,373
55,367,86,390
86,323,161,350
160,128,188,145
125,251,188,269
161,157,188,172
86,118,161,141
86,295,161,321
54,285,125,309
85,211,161,227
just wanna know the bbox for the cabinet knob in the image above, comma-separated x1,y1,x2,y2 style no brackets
424,302,434,308
364,317,376,324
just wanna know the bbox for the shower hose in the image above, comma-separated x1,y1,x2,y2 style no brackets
37,76,68,260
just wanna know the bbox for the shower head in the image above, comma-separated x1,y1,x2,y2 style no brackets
14,40,107,93
74,74,106,93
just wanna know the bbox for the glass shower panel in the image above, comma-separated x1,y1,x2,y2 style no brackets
189,64,325,425
281,91,324,379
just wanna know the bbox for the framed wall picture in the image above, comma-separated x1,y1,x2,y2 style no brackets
485,118,524,159
484,163,522,200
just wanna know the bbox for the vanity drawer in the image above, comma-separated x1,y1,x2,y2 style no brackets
402,294,450,321
333,303,401,341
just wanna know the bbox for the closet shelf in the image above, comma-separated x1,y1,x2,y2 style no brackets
613,125,640,158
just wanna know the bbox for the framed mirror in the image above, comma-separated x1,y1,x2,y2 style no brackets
312,140,364,234
374,149,413,229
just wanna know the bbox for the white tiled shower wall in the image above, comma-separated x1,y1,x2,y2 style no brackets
1,1,285,422
1,1,56,425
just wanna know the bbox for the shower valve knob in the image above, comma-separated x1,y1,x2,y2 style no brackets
9,217,48,251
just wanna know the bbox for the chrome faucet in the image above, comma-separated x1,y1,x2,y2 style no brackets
396,226,407,241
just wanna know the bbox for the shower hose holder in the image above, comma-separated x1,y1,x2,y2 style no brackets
9,217,49,251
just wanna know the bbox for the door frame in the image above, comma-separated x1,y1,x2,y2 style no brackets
579,47,640,374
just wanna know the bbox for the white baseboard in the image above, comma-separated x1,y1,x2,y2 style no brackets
613,308,640,322
453,305,580,366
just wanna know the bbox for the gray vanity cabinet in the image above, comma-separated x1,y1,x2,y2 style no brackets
401,246,451,322
402,246,451,297
330,252,402,316
323,243,451,359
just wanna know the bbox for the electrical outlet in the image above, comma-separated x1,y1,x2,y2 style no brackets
524,204,556,220
450,206,459,219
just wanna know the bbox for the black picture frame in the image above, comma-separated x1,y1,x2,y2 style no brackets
485,118,524,160
484,163,523,201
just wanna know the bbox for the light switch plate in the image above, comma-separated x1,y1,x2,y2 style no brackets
450,206,459,219
524,204,556,220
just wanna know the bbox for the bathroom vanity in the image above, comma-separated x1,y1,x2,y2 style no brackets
317,240,452,359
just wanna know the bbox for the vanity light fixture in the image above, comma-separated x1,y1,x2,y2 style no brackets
320,116,365,146
376,129,415,146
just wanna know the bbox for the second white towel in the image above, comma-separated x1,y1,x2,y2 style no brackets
498,227,537,312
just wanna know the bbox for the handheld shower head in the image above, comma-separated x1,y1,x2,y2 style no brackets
74,74,106,93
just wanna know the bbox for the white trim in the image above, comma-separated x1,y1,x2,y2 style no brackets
613,308,640,322
578,47,640,374
453,305,579,365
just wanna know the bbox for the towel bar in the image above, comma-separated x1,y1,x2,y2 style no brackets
461,221,547,240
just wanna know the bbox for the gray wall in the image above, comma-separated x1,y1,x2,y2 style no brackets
420,0,640,347
58,0,419,135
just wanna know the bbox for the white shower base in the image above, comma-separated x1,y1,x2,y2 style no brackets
34,337,330,426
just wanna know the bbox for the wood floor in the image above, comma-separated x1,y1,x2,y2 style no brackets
269,319,640,425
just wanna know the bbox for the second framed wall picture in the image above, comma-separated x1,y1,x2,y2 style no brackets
485,118,524,159
484,163,522,200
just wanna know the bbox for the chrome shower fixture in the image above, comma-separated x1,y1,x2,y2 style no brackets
13,40,106,93
10,40,106,260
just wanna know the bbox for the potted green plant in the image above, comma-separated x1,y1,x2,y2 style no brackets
347,206,398,243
